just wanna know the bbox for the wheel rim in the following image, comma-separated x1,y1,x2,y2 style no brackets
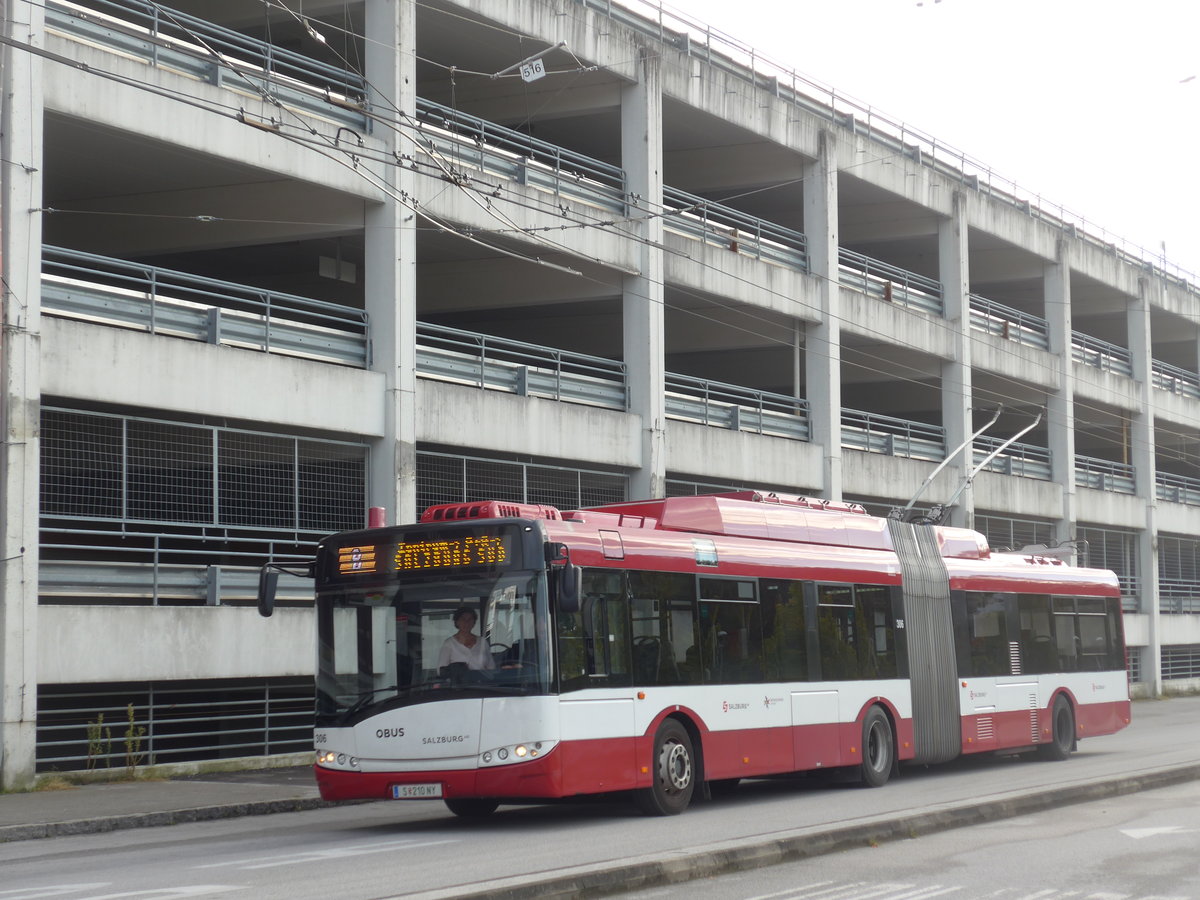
659,739,692,793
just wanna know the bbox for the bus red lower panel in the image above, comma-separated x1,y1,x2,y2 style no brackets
960,698,1131,755
315,751,566,802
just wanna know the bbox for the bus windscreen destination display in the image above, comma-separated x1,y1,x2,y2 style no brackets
328,527,516,581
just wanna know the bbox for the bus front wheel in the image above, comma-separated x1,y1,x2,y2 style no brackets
635,719,696,816
444,797,499,818
1038,695,1075,761
860,705,894,787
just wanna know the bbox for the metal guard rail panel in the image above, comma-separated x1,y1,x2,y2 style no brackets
838,249,943,315
47,0,367,128
664,373,809,440
968,294,1050,350
42,247,369,367
1156,472,1200,506
971,437,1052,480
414,99,626,212
1152,360,1200,399
1074,455,1136,494
840,408,945,461
1071,332,1133,377
1157,580,1200,614
39,561,314,603
416,323,628,409
662,186,809,271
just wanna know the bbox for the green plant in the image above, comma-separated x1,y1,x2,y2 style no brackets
123,703,146,776
86,713,112,771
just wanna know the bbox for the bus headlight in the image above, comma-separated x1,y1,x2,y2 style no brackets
317,751,337,765
480,741,556,765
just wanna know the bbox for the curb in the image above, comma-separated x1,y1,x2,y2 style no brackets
0,796,334,844
398,761,1200,900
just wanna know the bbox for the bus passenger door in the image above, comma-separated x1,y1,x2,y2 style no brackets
791,690,840,772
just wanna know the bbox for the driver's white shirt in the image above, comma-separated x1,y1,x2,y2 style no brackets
437,635,494,670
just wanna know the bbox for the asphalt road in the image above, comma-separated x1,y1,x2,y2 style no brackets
621,779,1200,899
1,697,1198,900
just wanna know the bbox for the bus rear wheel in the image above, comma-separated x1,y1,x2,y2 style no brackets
1038,695,1075,761
444,797,499,818
860,705,894,787
635,719,696,816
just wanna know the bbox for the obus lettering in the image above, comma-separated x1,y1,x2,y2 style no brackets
376,727,405,738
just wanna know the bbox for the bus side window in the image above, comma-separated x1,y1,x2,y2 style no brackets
630,572,698,686
857,585,897,678
1053,597,1079,672
963,592,1011,677
556,568,631,691
817,584,856,680
1017,594,1055,674
698,577,763,684
761,579,807,682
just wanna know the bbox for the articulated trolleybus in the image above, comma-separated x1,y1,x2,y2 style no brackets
259,490,1130,817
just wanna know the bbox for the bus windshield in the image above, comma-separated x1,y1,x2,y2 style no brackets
316,570,551,724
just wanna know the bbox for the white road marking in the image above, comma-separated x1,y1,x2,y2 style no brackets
193,837,458,870
1120,826,1198,840
0,887,109,900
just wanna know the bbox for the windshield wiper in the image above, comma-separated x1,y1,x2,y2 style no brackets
340,685,399,721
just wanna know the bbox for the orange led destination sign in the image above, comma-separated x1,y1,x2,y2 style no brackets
393,535,507,572
337,545,378,575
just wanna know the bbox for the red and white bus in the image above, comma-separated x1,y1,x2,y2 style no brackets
262,490,1130,817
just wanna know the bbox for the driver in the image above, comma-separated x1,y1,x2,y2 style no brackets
437,607,495,672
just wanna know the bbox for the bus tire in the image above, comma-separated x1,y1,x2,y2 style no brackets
635,719,696,816
444,797,500,818
1038,695,1075,761
860,705,894,788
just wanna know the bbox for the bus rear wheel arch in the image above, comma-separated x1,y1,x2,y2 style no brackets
634,717,697,816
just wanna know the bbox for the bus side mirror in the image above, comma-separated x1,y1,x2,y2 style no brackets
558,562,582,613
257,567,279,618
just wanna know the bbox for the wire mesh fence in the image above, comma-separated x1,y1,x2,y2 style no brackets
416,451,627,514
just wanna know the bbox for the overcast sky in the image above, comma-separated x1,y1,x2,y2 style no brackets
666,0,1200,279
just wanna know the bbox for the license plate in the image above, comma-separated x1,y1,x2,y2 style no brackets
392,783,443,799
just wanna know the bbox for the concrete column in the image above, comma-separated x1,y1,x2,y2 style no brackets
938,194,973,527
364,0,418,526
0,0,44,790
621,51,665,500
1129,277,1161,695
802,132,841,501
1044,246,1076,544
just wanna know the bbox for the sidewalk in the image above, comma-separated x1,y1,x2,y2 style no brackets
0,766,328,843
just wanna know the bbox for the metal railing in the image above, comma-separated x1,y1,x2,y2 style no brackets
661,187,808,270
576,0,1199,293
37,679,314,770
1151,360,1200,400
968,294,1050,350
1075,455,1136,494
1156,472,1200,507
42,246,370,366
46,0,367,127
837,249,943,315
40,526,318,605
664,373,809,440
841,409,945,461
972,437,1052,480
1071,332,1133,377
416,323,627,409
414,99,626,213
1157,582,1200,615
